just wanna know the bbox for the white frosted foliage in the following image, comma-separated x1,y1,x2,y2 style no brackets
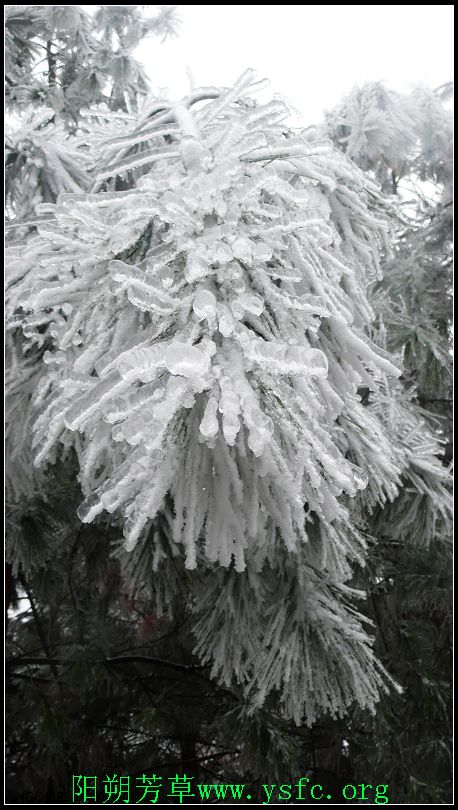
8,73,414,726
9,77,402,570
235,292,264,317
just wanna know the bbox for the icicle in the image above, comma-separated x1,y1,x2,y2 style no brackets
164,341,213,380
193,289,217,322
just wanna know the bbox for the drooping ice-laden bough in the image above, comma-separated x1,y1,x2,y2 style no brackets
8,71,406,723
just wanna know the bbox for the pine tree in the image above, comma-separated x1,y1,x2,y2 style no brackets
8,65,413,724
6,11,452,804
5,5,179,224
6,10,323,799
5,5,178,121
322,81,453,803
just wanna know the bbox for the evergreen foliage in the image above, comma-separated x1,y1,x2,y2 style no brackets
323,80,453,804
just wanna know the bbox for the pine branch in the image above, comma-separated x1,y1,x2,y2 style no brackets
7,654,208,675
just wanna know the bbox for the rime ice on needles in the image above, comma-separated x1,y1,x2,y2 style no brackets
8,72,408,724
11,72,402,571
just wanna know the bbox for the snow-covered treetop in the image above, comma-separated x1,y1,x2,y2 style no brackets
325,81,453,195
5,4,179,119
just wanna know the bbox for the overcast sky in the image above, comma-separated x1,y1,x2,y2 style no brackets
132,4,453,125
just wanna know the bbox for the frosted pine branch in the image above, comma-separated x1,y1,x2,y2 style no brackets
7,75,411,724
